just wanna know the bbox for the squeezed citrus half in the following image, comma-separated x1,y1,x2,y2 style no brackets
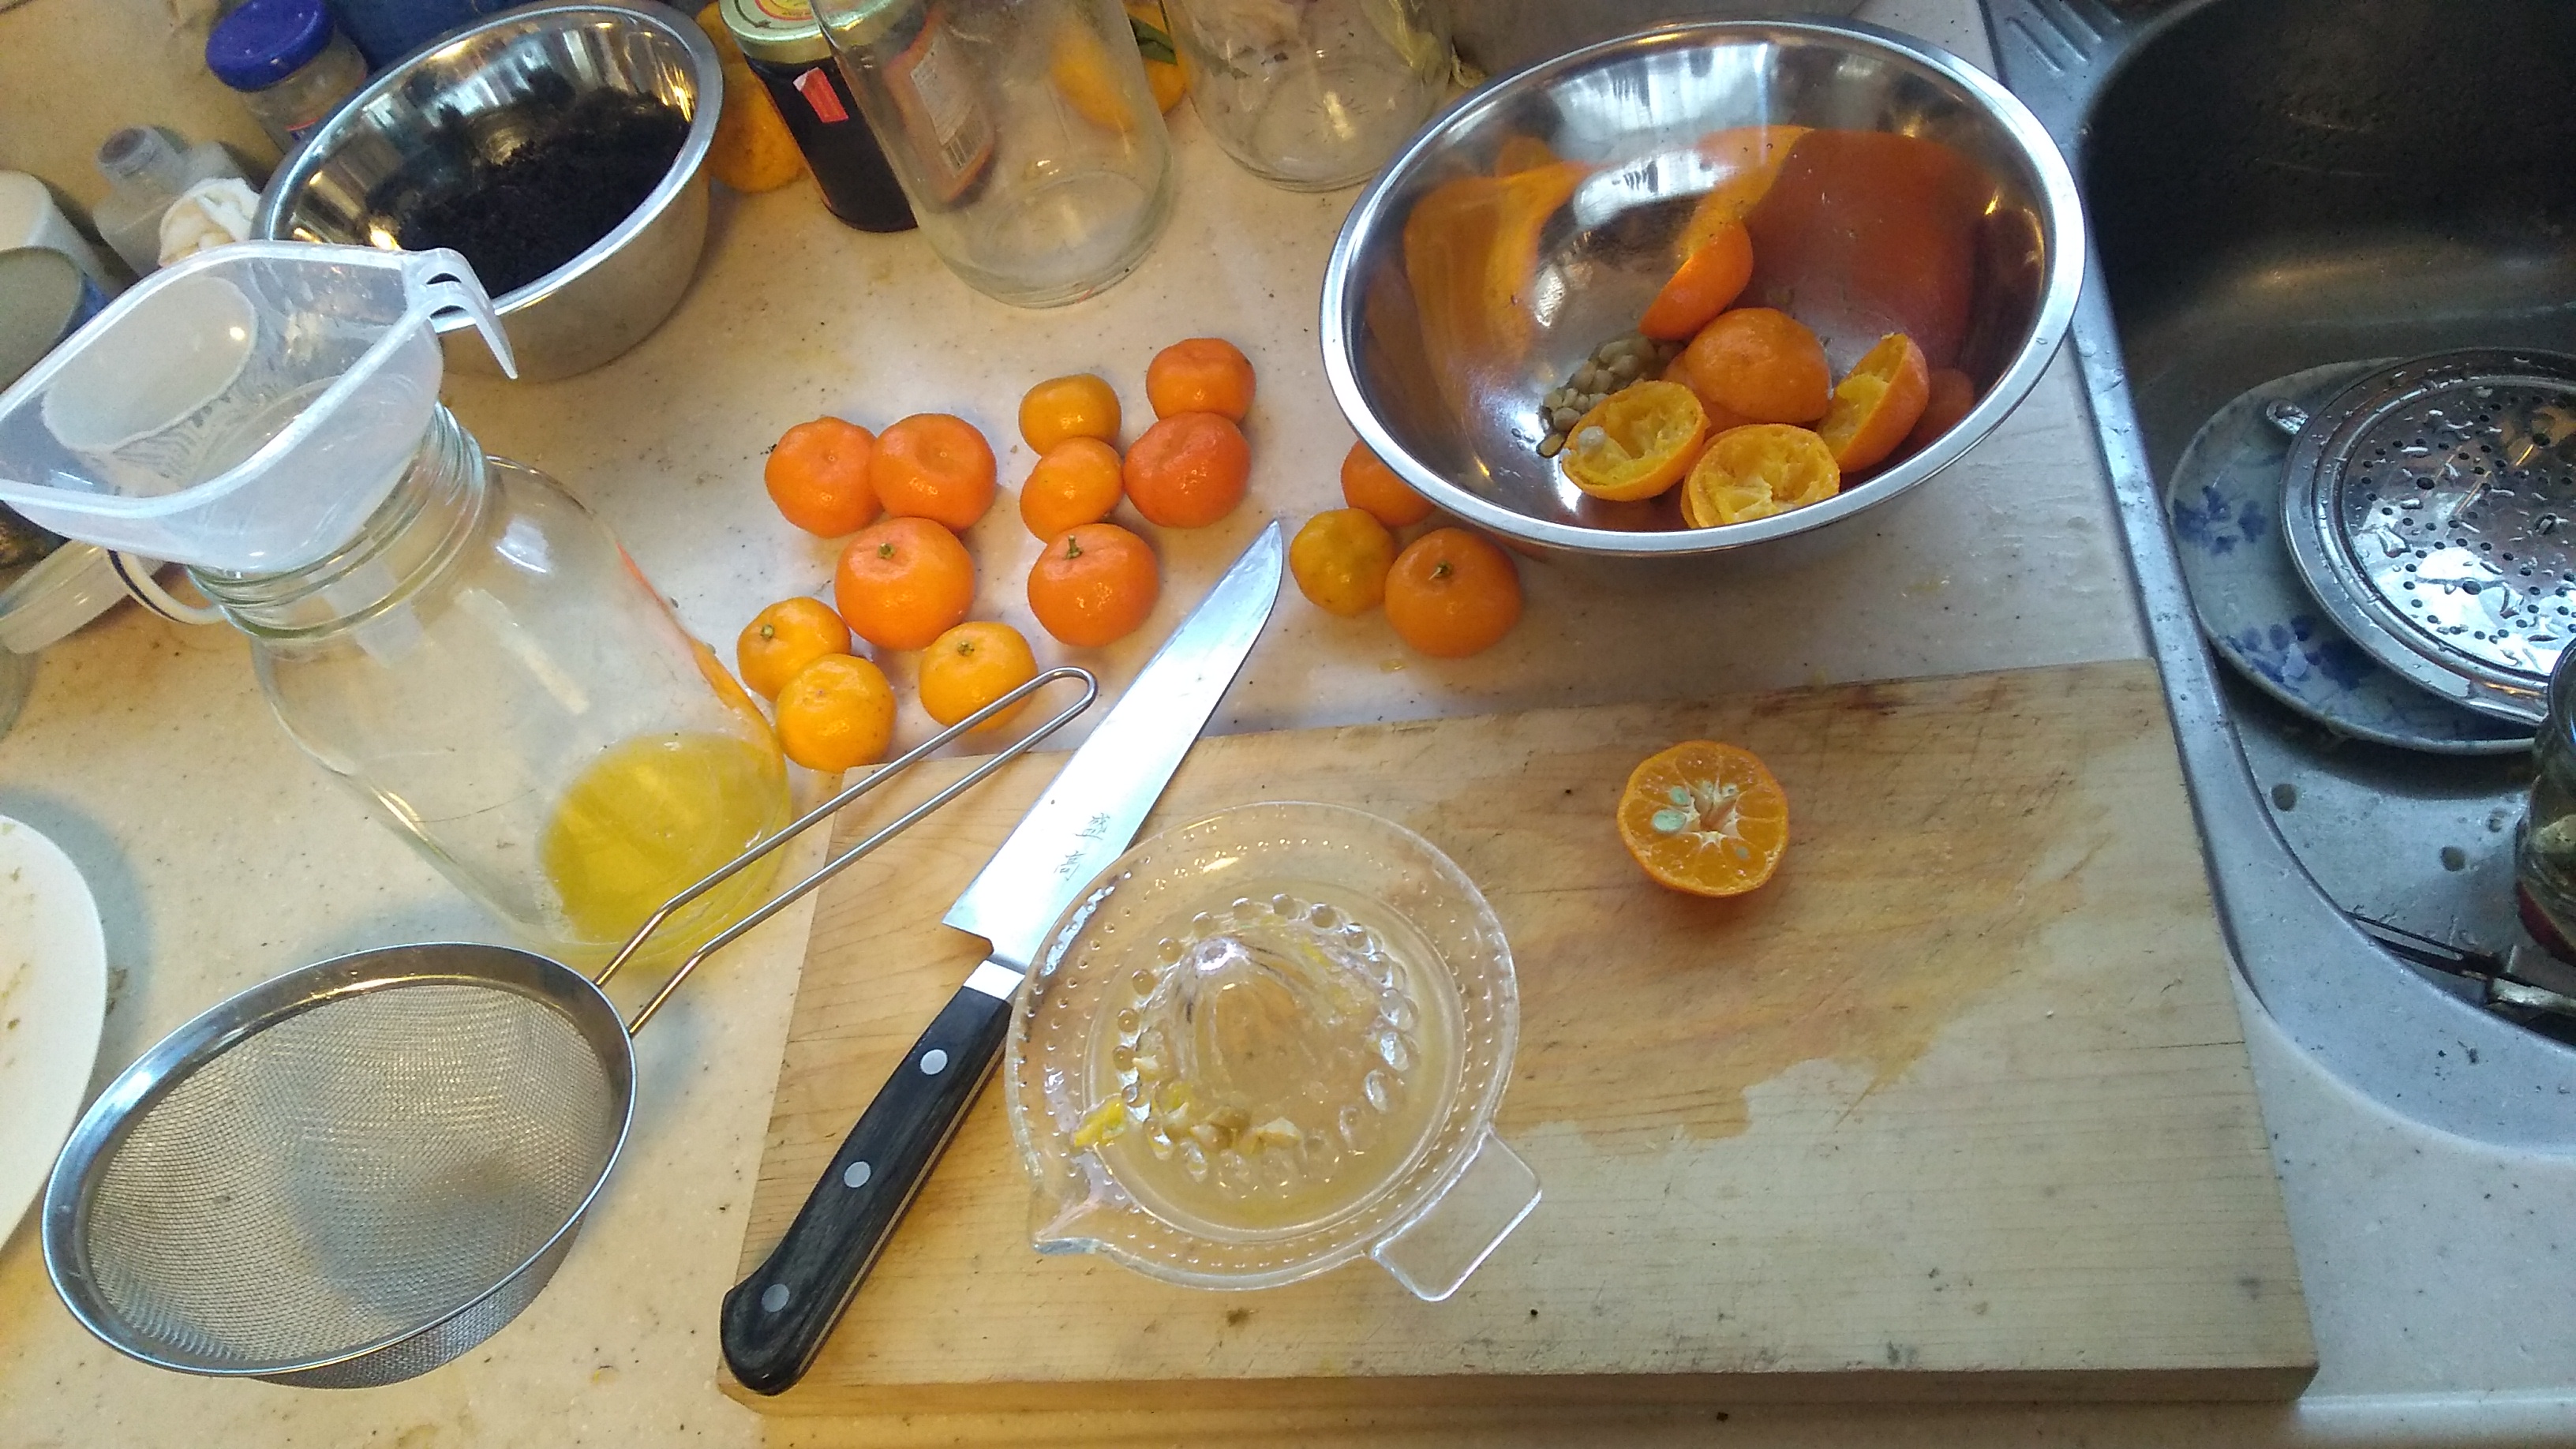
1818,332,1931,474
1558,380,1708,501
1683,423,1840,526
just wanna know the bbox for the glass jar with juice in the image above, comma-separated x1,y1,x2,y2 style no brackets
0,245,792,972
193,407,791,969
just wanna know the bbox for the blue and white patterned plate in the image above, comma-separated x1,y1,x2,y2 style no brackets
2166,361,2535,755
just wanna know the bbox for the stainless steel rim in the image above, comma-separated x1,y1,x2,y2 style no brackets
1317,17,2087,558
39,943,636,1383
251,0,722,328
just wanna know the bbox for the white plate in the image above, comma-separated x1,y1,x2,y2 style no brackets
0,814,107,1244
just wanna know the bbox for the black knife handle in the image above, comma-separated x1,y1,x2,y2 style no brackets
721,969,1014,1395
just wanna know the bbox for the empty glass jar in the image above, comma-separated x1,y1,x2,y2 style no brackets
1161,0,1451,190
812,0,1175,305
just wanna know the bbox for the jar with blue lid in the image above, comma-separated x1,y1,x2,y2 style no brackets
205,0,370,152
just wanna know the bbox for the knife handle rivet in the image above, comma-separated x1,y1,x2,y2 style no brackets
760,1282,791,1313
920,1048,950,1076
843,1160,872,1189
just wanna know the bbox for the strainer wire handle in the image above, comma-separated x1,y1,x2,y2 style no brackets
597,666,1099,1034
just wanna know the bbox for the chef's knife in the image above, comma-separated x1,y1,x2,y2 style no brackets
721,522,1284,1395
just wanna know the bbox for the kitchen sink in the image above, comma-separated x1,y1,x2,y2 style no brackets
1984,0,2576,1146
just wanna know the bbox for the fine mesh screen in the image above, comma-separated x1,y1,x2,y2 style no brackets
79,981,622,1370
2332,377,2576,680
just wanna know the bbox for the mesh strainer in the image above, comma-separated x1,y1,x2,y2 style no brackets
2278,349,2576,725
40,668,1095,1387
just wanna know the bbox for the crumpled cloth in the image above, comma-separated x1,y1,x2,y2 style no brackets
157,178,263,265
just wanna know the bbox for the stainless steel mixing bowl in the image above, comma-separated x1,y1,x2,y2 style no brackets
255,1,720,382
1320,20,2084,559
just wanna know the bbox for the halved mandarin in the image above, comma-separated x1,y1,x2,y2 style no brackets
1818,332,1931,473
1619,739,1789,897
1639,221,1754,342
1683,423,1840,526
1558,380,1709,502
1678,467,1716,529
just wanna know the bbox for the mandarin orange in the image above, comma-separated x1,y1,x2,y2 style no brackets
1384,528,1520,658
919,620,1039,731
765,417,878,536
872,413,998,530
775,654,897,772
1144,337,1255,421
1683,424,1840,526
1289,507,1398,617
1680,308,1830,425
1123,411,1249,528
1639,222,1754,342
736,596,852,699
1028,522,1159,647
1339,439,1435,528
833,516,975,651
1018,373,1123,454
1019,436,1126,540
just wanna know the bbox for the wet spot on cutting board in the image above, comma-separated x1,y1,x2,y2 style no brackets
1490,668,2144,1147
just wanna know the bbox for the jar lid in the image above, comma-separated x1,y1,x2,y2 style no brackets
720,0,829,66
205,0,337,92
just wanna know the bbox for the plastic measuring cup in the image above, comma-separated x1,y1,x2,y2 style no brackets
0,242,512,574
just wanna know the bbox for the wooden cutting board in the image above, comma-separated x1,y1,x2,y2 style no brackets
724,659,2313,1417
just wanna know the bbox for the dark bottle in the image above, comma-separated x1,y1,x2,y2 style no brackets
720,0,917,233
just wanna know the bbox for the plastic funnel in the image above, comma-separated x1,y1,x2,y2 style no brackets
0,242,513,573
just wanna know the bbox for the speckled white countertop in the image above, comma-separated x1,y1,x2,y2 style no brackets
4,0,2576,1443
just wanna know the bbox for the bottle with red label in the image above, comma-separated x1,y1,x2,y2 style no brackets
811,0,1174,307
721,0,918,232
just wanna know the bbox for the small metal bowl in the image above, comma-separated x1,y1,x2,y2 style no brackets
1320,20,2084,559
256,1,720,382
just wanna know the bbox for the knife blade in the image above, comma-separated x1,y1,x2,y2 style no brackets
942,526,1288,972
720,522,1284,1395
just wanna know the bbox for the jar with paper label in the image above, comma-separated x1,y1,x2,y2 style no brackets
811,0,1174,306
721,0,918,231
